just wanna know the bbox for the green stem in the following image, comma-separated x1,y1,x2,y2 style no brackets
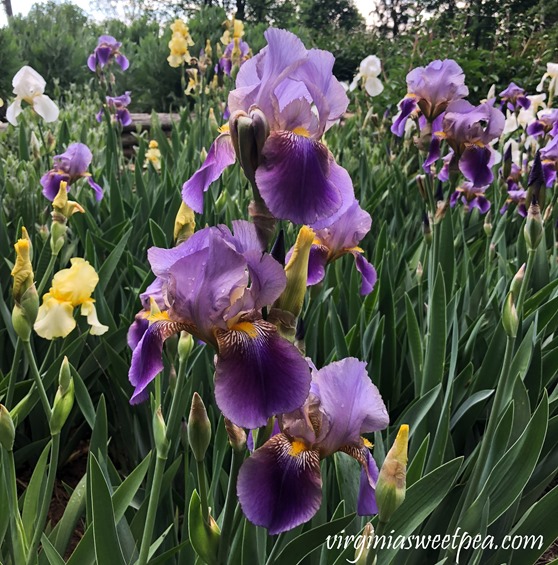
25,433,60,565
6,339,22,408
36,253,58,296
137,454,168,565
166,357,188,445
22,341,52,421
3,448,28,563
516,248,536,317
197,460,210,523
217,449,244,564
37,120,51,170
265,532,285,565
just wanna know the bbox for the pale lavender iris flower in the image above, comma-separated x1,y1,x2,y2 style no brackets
526,109,558,138
499,82,531,111
40,143,103,201
449,182,491,214
286,200,377,295
182,27,353,227
97,91,132,126
391,59,468,136
541,136,558,187
88,35,129,72
237,357,389,535
441,100,505,187
128,221,312,429
218,39,250,76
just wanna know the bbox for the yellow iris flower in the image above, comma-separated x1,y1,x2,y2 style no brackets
34,258,108,339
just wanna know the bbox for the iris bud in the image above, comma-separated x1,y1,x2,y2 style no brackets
524,200,543,252
178,331,194,364
483,211,492,237
188,393,211,462
376,424,409,524
502,292,518,338
510,264,526,300
0,405,15,452
153,406,170,458
50,357,75,435
174,202,196,244
224,418,246,452
353,522,375,565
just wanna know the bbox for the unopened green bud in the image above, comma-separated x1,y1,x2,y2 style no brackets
422,214,432,245
50,371,74,435
224,418,246,451
153,406,170,458
188,393,211,462
510,264,526,300
416,261,423,284
483,211,492,237
178,331,194,363
0,405,15,451
353,522,375,565
524,201,543,251
59,356,72,393
50,221,67,255
416,175,427,201
376,424,409,524
502,292,518,338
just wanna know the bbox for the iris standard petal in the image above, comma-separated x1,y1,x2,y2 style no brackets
255,131,353,225
237,433,322,535
181,133,236,214
312,358,389,455
214,319,312,429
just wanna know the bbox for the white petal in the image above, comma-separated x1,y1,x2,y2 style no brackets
360,55,381,77
6,98,22,126
536,73,548,92
547,62,558,78
34,298,76,340
364,77,384,97
12,66,46,97
349,75,360,92
33,95,59,123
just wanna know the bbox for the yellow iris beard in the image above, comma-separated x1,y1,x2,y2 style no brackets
289,440,307,456
230,321,258,338
292,126,311,137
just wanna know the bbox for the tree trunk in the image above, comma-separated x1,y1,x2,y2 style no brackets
3,0,13,17
236,0,246,20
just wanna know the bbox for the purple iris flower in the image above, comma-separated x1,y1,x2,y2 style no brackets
128,221,311,428
499,82,531,111
286,200,377,295
541,136,558,187
237,357,389,535
88,35,129,72
182,28,353,227
96,91,132,126
218,39,250,76
391,59,468,137
40,143,103,201
449,182,491,214
526,109,558,138
500,188,527,217
441,100,505,187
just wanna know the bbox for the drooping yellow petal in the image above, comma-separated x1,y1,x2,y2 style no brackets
34,296,76,339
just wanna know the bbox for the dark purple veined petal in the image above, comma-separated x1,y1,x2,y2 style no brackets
311,358,389,456
470,195,491,214
237,433,322,535
449,190,460,207
129,318,186,404
459,145,496,188
214,319,312,429
127,311,149,350
423,135,442,171
526,121,545,138
306,245,328,286
357,448,380,515
391,96,419,137
96,46,112,67
354,253,377,295
182,133,236,214
87,177,104,201
255,131,354,225
40,171,69,201
543,160,557,187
